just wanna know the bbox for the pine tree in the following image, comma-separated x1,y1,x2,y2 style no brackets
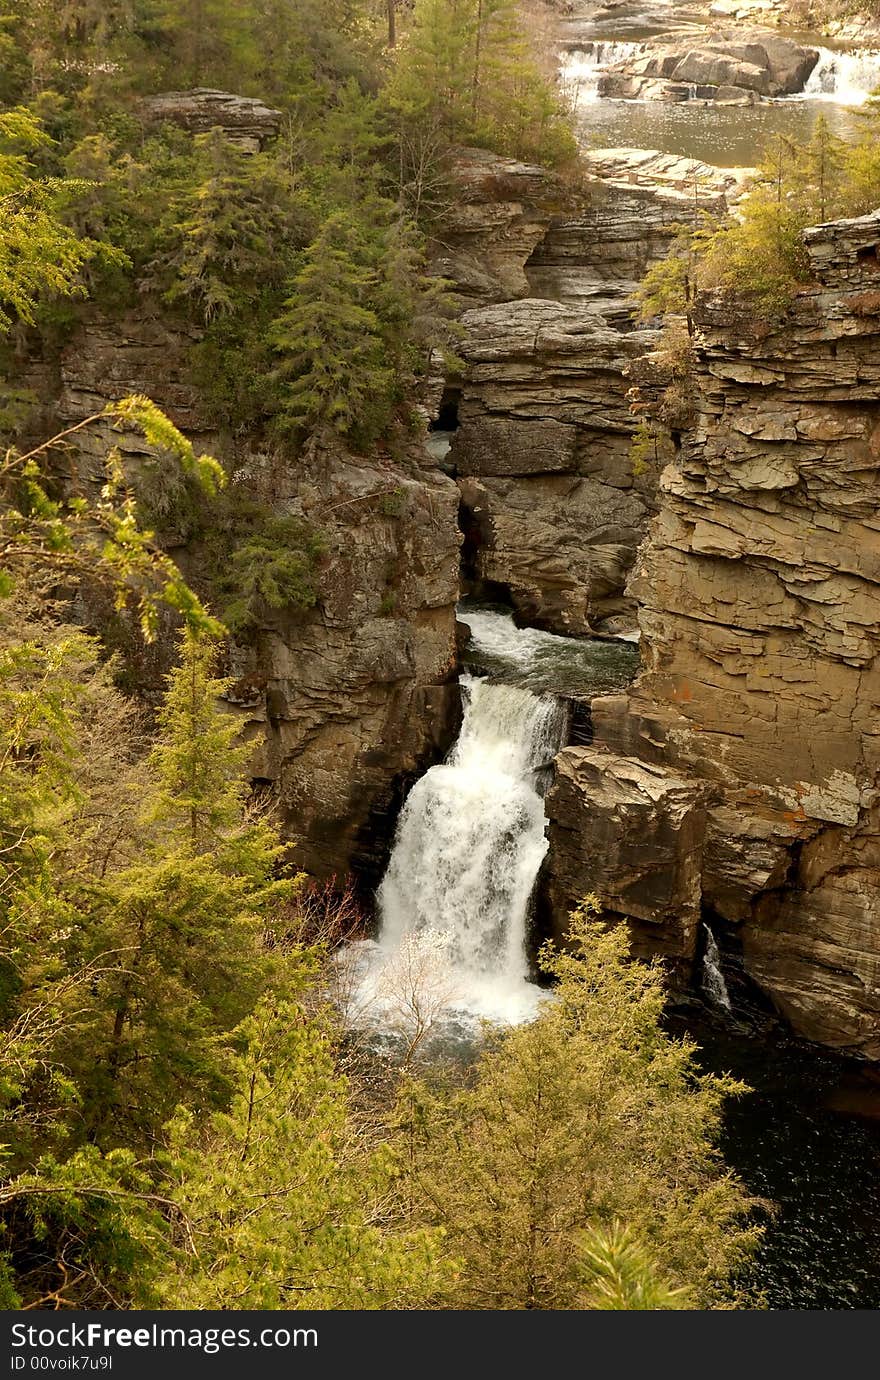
396,899,759,1309
269,212,394,440
157,132,296,325
577,1222,692,1310
75,631,295,1144
155,997,450,1309
389,0,576,166
0,109,119,332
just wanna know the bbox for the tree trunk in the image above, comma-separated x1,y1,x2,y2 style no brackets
387,0,397,46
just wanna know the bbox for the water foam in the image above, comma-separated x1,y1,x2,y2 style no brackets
800,47,880,105
345,675,565,1033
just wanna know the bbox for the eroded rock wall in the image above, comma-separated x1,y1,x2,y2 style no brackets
39,309,462,884
443,150,745,635
548,209,880,1057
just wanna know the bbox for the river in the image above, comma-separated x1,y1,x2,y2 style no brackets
560,0,880,164
357,5,880,1309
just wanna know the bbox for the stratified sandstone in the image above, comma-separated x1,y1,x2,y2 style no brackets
38,308,462,886
452,301,656,631
546,748,707,970
443,150,744,634
552,208,880,1057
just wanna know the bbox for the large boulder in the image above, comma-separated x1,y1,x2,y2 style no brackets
141,89,283,151
545,747,709,972
598,32,818,102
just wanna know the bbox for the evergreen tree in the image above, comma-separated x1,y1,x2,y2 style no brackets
389,0,576,166
156,132,299,325
270,212,394,440
396,900,758,1309
155,997,450,1308
577,1222,692,1311
75,632,295,1143
0,108,118,332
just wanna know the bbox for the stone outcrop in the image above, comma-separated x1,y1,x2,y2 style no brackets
430,147,571,304
141,90,282,150
452,300,657,632
597,31,818,102
546,749,708,970
41,309,462,886
554,208,880,1057
443,150,743,634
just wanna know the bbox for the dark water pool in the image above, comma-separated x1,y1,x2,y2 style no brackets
674,1011,880,1310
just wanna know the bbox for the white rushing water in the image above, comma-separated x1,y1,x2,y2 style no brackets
458,604,640,697
562,39,880,108
799,47,880,105
701,924,732,1012
345,675,566,1033
561,41,650,105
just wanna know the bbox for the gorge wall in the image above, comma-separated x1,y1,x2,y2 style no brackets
31,118,748,896
30,287,461,887
442,147,746,635
546,208,880,1058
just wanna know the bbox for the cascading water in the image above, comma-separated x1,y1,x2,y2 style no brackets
345,673,566,1032
561,41,650,105
799,47,880,105
701,924,732,1013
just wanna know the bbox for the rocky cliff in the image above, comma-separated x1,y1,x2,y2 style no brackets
34,305,461,887
442,148,745,636
547,208,880,1058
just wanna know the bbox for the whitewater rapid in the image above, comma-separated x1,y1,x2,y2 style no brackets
561,40,880,107
342,674,565,1033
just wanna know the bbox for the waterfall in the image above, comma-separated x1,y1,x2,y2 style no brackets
348,675,565,1031
701,924,732,1013
560,41,649,105
800,47,880,104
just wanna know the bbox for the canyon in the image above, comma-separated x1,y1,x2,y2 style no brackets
29,7,880,1062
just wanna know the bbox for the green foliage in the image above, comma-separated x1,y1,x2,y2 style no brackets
396,898,759,1309
270,213,396,440
1,396,223,639
0,108,124,332
389,0,577,168
154,998,450,1308
578,1221,692,1310
641,117,880,321
0,1,554,448
630,418,674,477
220,515,325,633
72,632,296,1144
0,597,454,1308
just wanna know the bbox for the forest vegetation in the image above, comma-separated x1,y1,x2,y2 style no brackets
15,0,880,1311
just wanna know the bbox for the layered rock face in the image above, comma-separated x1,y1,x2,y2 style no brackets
454,300,657,633
43,310,461,885
141,90,283,150
444,150,743,635
597,31,818,102
547,209,880,1057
